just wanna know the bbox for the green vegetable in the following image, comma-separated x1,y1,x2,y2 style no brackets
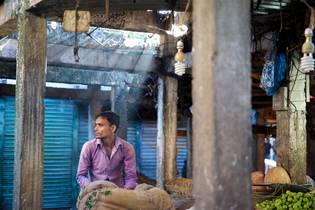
256,191,315,210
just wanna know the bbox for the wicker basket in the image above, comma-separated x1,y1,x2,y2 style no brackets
165,178,192,197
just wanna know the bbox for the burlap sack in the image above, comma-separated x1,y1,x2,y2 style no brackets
78,181,174,210
165,178,192,197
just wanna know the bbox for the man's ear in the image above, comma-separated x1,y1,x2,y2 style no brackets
111,124,117,133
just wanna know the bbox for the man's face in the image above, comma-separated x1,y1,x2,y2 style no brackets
94,117,116,139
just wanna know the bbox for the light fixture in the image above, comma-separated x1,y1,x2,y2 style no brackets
300,28,315,73
174,40,186,76
166,24,188,38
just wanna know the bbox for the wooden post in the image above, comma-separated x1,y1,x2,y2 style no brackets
164,76,178,182
156,77,164,188
111,85,128,140
13,12,47,210
274,60,307,184
192,0,252,209
256,134,265,172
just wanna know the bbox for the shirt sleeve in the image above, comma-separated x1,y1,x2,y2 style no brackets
123,143,137,189
76,142,91,188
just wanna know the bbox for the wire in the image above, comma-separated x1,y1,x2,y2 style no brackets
301,0,313,10
279,0,283,33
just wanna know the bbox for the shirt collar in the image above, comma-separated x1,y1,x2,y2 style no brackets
96,136,122,148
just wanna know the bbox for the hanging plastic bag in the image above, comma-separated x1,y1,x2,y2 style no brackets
260,53,286,96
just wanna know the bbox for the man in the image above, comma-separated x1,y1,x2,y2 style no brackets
76,111,137,189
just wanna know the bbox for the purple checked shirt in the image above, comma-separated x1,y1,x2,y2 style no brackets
76,136,137,189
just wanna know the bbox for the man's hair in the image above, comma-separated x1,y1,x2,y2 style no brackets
95,111,120,130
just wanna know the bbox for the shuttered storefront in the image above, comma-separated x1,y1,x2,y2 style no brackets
0,97,89,210
136,121,188,180
140,122,157,179
0,96,187,209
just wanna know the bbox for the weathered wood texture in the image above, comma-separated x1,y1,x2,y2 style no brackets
0,0,18,36
273,87,288,111
90,11,169,33
28,0,188,21
276,111,307,184
256,134,265,172
164,76,178,182
274,62,307,184
156,77,165,188
111,86,128,140
13,13,47,210
192,0,252,209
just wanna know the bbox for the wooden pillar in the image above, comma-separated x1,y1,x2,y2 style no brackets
156,77,165,188
13,12,47,210
192,0,252,209
164,76,178,182
256,134,265,172
255,109,266,172
88,85,102,139
111,85,128,140
273,61,307,184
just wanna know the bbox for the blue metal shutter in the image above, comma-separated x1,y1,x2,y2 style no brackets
127,121,141,170
140,121,157,179
43,99,75,209
0,98,4,208
139,121,188,180
78,104,89,149
0,97,78,209
72,103,89,206
176,136,188,177
127,121,137,147
0,97,15,209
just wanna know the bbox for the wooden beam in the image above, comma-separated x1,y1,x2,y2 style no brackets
164,76,178,182
251,72,261,81
0,59,152,86
256,134,266,172
0,39,161,73
13,12,47,210
0,0,18,36
156,77,165,189
28,0,188,20
192,0,252,209
0,83,111,99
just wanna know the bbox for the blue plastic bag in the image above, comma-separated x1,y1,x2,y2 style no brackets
260,53,286,96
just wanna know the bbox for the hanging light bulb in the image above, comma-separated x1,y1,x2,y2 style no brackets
300,28,315,73
174,40,186,76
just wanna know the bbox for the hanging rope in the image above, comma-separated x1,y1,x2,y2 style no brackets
74,0,80,62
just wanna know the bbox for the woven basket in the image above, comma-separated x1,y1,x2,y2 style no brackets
165,178,192,197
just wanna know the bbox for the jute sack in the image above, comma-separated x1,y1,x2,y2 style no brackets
78,181,174,210
165,178,192,197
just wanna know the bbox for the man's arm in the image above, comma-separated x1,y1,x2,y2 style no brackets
123,144,137,189
76,142,91,188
